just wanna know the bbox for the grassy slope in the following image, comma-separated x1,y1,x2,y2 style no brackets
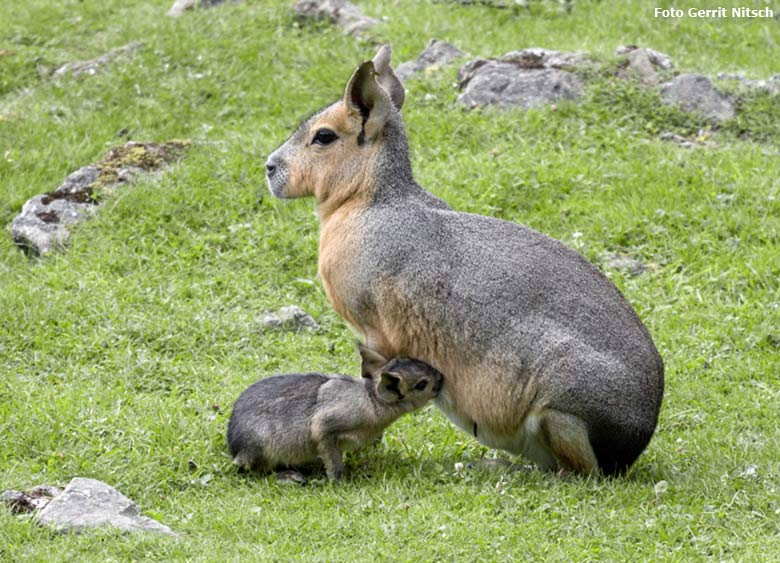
1,0,779,561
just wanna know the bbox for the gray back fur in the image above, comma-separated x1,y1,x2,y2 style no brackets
341,116,664,473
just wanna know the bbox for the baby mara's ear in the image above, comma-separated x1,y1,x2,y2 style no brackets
357,342,389,378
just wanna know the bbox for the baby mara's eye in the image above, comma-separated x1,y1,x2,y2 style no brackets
414,380,429,391
312,128,338,146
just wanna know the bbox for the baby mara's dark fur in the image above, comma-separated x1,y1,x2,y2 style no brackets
265,46,664,476
227,345,443,482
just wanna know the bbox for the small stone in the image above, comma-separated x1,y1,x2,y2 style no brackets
2,485,64,514
167,0,240,17
395,40,465,81
29,485,65,498
622,49,659,86
738,464,758,478
717,72,780,96
616,45,673,70
293,0,378,36
660,74,736,122
35,478,175,536
659,131,694,148
167,0,197,16
604,253,647,277
261,306,320,331
616,46,675,87
53,42,143,78
659,131,715,149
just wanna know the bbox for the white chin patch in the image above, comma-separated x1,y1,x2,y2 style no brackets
267,177,287,199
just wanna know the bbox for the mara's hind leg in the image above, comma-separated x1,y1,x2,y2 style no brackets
538,409,599,475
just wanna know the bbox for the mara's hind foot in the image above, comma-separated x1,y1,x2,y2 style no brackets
538,409,599,475
276,469,307,485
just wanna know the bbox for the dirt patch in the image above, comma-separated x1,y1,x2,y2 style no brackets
41,187,97,205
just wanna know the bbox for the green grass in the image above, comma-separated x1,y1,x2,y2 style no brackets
1,0,779,561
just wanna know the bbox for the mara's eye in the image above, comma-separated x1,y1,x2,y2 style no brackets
414,380,428,391
312,128,338,146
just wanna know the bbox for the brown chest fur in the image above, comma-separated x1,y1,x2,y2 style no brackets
318,202,368,335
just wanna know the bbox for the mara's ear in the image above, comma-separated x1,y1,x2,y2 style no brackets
372,44,405,111
378,371,403,402
343,60,393,143
357,342,389,378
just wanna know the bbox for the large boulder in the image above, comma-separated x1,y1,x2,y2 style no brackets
395,39,465,81
293,0,378,36
457,48,589,109
660,74,736,122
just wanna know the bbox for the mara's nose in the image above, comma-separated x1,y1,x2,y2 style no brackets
265,160,277,176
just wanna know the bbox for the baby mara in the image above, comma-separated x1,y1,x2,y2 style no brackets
227,345,443,482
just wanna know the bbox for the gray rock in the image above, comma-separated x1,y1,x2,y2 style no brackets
616,46,675,87
457,48,588,109
53,42,143,78
293,0,378,36
35,478,175,536
167,0,197,16
717,72,780,96
604,254,647,277
395,40,465,81
497,48,591,70
616,45,673,70
11,166,100,256
619,49,659,86
11,141,190,257
660,74,736,122
627,49,659,85
261,306,320,331
659,130,715,149
738,464,758,478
